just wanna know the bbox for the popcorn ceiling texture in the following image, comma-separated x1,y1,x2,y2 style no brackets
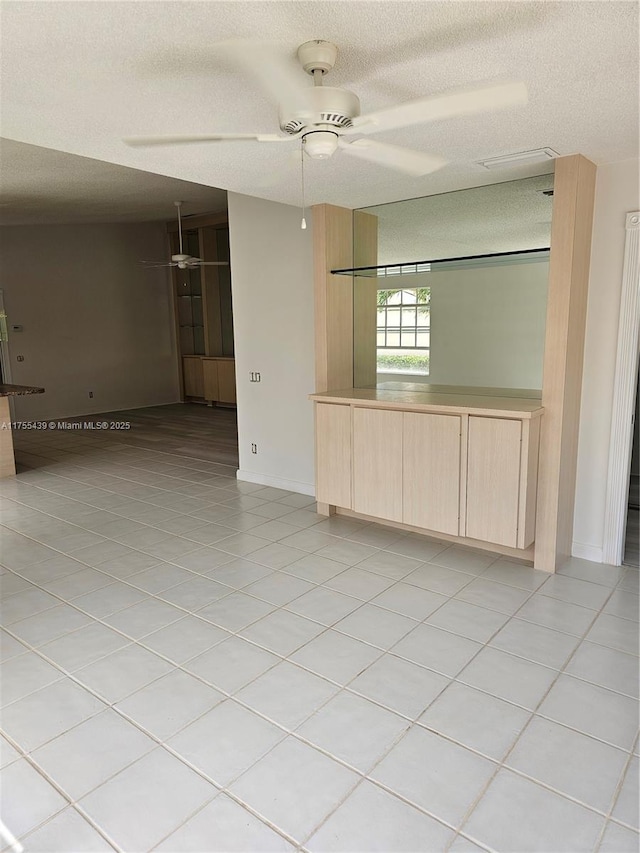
0,140,227,226
0,1,637,211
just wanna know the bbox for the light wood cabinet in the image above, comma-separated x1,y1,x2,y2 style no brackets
182,356,204,398
201,358,236,405
466,416,522,547
315,403,352,507
465,415,540,549
202,359,219,402
353,407,403,522
403,412,461,535
217,360,237,404
311,393,543,555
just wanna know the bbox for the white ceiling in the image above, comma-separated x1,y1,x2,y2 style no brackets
0,1,637,210
0,139,227,225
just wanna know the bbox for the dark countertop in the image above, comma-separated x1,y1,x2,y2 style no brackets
0,383,45,397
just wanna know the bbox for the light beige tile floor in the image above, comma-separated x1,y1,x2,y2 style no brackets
0,424,638,852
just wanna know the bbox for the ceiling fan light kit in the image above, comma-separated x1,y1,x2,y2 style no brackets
125,39,529,179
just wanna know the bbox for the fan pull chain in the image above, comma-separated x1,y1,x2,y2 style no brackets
300,140,307,230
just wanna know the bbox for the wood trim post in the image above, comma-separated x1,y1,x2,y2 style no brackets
313,204,354,392
534,154,597,572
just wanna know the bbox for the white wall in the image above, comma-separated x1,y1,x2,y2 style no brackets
573,157,640,561
0,223,180,420
227,193,315,494
428,261,548,389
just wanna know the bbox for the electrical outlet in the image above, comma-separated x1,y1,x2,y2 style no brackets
249,372,261,383
88,391,94,398
251,443,258,454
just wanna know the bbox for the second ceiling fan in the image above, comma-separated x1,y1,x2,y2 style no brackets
140,201,229,270
125,39,528,177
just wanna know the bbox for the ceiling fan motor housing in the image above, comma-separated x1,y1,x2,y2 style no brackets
279,86,361,135
172,253,193,269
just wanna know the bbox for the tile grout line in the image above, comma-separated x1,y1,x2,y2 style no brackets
2,445,638,849
5,569,628,851
2,536,637,730
3,529,636,751
450,578,631,850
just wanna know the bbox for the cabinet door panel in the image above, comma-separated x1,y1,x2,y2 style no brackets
403,412,461,535
466,416,521,547
183,357,204,398
353,407,403,522
316,404,352,508
217,360,236,404
202,360,219,401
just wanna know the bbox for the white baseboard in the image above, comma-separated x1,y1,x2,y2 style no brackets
571,541,604,563
236,469,316,497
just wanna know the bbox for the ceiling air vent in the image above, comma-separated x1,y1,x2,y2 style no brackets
475,148,559,170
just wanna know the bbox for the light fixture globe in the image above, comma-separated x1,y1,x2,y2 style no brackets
304,130,339,159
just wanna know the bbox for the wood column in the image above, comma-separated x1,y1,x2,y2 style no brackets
534,154,597,572
313,204,354,393
313,204,379,392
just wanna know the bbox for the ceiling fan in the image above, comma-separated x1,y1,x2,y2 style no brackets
125,40,528,178
139,201,229,269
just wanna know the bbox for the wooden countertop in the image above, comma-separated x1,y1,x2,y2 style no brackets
0,383,45,397
309,388,544,419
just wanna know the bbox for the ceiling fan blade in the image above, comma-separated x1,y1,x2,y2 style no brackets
347,80,527,135
338,138,447,176
216,40,310,115
183,258,229,267
124,133,298,148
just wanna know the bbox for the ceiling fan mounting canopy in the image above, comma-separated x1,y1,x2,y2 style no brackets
296,40,338,76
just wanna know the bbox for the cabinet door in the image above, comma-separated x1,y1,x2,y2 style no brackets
202,359,219,401
183,357,204,398
466,416,521,547
403,412,461,535
217,360,236,404
353,407,403,521
315,403,352,508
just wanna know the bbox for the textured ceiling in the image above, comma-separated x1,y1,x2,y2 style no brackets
0,139,226,225
0,1,638,210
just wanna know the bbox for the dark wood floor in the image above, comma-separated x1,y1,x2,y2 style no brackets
64,403,239,467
